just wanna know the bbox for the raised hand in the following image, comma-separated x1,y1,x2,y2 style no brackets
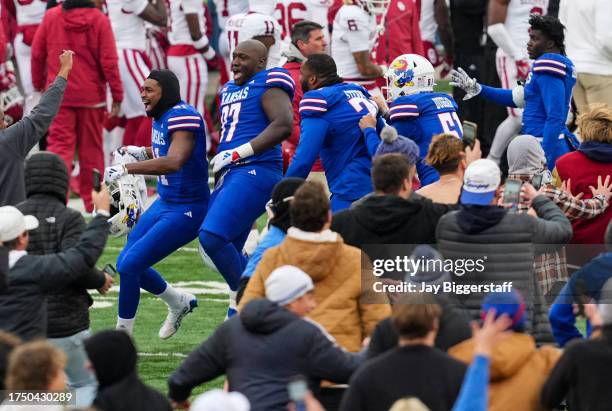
450,68,482,101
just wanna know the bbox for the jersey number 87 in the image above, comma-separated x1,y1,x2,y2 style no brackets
221,102,241,142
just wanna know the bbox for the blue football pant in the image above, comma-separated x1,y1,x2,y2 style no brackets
199,166,281,290
117,198,207,319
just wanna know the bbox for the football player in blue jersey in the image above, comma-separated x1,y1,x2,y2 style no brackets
285,53,386,212
450,15,578,170
199,40,294,311
104,70,209,338
376,53,463,187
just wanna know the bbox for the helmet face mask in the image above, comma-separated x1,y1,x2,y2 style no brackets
364,0,390,16
384,54,436,101
107,152,147,237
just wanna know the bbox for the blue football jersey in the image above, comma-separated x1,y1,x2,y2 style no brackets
388,92,463,156
287,82,381,201
151,102,209,203
218,68,295,171
522,53,578,168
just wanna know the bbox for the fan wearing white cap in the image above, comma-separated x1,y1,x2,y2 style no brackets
379,53,465,187
0,206,39,255
0,186,112,340
265,265,316,316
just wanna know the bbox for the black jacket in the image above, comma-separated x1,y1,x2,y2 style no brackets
340,345,466,411
85,330,172,411
0,215,108,340
168,299,361,411
17,151,105,338
436,196,572,344
331,194,455,279
367,303,472,358
541,327,612,411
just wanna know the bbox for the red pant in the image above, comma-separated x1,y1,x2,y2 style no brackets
123,115,152,147
47,106,105,212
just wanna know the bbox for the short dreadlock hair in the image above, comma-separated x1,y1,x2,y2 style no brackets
529,14,566,55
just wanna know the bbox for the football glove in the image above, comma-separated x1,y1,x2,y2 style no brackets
104,164,127,183
450,67,482,101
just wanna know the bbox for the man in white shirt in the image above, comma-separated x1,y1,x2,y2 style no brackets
559,0,612,114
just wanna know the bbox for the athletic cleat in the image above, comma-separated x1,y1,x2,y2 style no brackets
159,293,197,340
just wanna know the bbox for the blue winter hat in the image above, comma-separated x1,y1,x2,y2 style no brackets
374,126,420,166
481,290,526,331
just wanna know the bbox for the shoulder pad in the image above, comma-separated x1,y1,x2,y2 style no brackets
299,90,328,118
533,56,569,78
389,96,420,120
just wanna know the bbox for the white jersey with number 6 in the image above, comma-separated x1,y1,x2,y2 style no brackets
331,5,377,81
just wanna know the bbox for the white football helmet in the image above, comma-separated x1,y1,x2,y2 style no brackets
107,151,147,237
356,0,390,16
384,54,436,101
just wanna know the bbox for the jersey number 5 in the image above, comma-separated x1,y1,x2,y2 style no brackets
221,102,242,143
437,112,463,138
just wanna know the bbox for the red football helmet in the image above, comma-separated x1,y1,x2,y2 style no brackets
0,62,23,126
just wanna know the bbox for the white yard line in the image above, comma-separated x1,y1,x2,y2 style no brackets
138,352,188,358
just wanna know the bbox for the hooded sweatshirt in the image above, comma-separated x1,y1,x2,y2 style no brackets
555,141,612,244
450,333,561,411
238,228,391,352
168,299,360,411
30,0,123,107
331,193,456,257
84,330,171,411
17,151,105,338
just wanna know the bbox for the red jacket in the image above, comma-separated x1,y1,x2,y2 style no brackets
375,0,424,65
555,149,612,244
31,4,123,107
282,60,323,173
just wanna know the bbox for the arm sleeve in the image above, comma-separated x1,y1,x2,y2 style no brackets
2,76,66,158
286,117,329,178
307,326,360,383
362,127,381,157
479,85,518,108
537,75,568,169
451,355,490,411
545,187,609,220
529,195,573,253
30,16,47,91
98,15,123,103
38,215,109,290
540,348,574,409
549,283,584,347
168,324,228,402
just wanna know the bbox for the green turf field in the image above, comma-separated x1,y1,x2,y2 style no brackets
91,235,228,395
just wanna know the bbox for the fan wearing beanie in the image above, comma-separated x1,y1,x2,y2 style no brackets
168,264,359,411
449,291,561,411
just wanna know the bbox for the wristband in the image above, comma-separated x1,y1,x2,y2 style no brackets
202,47,216,60
193,36,209,51
235,142,254,160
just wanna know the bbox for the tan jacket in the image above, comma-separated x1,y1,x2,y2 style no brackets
449,333,561,411
239,228,391,352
